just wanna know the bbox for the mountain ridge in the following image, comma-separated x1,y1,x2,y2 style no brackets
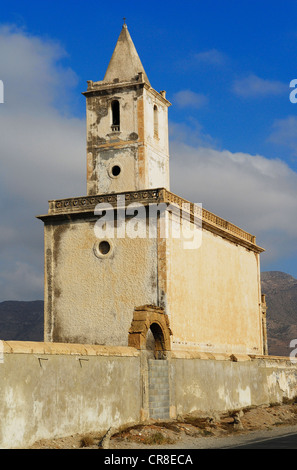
261,271,297,356
0,300,44,342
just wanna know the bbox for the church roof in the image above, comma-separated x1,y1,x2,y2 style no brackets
103,23,151,85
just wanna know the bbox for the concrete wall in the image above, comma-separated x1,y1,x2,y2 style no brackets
1,341,297,449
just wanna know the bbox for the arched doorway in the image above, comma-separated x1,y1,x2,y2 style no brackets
128,305,172,355
146,322,167,359
128,306,172,420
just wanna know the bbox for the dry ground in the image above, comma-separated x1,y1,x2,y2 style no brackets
29,400,297,449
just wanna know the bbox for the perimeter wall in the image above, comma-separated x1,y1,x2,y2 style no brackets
0,341,297,448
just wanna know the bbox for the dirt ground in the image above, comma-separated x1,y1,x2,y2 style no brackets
29,401,297,449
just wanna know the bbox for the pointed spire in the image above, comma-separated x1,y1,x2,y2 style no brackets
103,23,150,85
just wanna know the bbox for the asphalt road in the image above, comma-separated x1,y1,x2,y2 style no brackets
224,431,297,449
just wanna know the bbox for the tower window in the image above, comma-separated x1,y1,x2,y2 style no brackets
111,100,120,131
111,165,121,177
153,104,158,138
108,162,122,179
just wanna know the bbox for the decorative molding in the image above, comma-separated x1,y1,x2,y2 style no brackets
37,187,264,252
83,79,171,107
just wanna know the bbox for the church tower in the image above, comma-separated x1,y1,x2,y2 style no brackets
83,22,171,195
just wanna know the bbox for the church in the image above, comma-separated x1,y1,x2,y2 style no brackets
37,22,267,358
3,23,297,450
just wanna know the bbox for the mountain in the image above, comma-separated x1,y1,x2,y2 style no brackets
261,271,297,357
0,300,44,341
0,271,296,357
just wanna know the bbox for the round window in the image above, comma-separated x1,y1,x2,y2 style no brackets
109,163,122,178
99,240,111,255
93,239,113,259
111,165,121,177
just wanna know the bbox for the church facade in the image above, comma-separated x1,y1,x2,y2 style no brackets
38,24,267,358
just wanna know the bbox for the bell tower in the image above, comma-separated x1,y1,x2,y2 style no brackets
83,22,171,196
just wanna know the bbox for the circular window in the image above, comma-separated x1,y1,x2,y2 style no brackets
111,165,121,177
93,239,113,259
99,240,111,255
109,163,122,178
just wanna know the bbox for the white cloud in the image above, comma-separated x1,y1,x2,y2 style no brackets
169,118,216,148
169,132,297,267
0,25,78,111
176,48,228,73
172,89,208,109
268,116,297,156
192,49,227,66
232,74,287,98
0,25,85,300
0,262,43,301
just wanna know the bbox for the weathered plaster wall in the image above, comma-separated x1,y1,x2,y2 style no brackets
86,86,141,195
43,200,263,352
96,146,139,194
0,342,141,449
165,213,263,355
143,88,170,190
171,352,297,416
44,216,158,345
1,342,297,449
85,84,170,196
86,88,139,143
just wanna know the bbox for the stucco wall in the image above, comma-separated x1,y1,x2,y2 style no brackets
171,352,297,416
85,86,141,195
165,213,263,355
44,216,158,345
0,342,141,449
0,342,297,448
85,84,170,196
143,88,170,190
43,203,263,352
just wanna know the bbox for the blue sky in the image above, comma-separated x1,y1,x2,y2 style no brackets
0,0,297,300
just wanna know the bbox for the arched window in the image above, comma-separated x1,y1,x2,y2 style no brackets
153,104,158,138
111,100,120,131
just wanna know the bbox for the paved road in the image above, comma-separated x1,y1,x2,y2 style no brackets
224,431,297,449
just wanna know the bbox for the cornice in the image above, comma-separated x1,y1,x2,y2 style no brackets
36,188,264,253
82,80,171,106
